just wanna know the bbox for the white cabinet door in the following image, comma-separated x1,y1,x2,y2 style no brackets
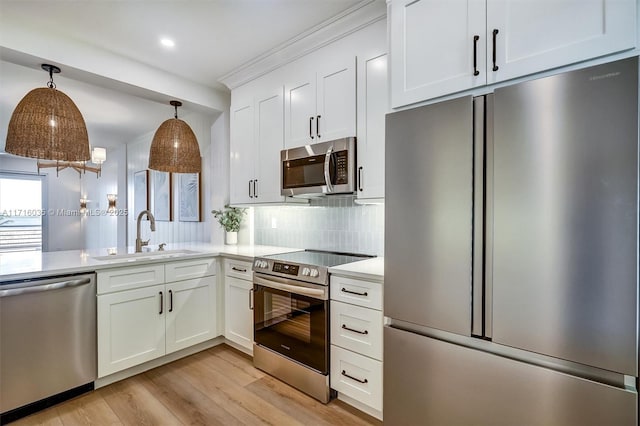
390,0,486,107
224,276,254,353
316,58,356,142
487,0,637,84
356,53,388,200
230,100,255,205
166,276,217,354
255,87,285,203
284,74,316,148
97,284,166,377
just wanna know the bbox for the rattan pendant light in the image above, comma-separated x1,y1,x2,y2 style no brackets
148,100,201,173
5,64,90,161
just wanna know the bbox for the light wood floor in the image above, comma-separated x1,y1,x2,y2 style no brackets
11,344,382,426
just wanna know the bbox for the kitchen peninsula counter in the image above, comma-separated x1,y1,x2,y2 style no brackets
0,243,302,281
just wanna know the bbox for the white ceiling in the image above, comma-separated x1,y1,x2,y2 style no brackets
0,0,366,152
0,0,363,91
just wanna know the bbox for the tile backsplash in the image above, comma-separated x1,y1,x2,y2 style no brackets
253,197,384,256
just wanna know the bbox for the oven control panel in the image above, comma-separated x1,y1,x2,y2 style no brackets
272,262,299,276
253,258,328,286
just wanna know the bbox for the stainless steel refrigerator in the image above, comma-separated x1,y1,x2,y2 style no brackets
384,57,639,425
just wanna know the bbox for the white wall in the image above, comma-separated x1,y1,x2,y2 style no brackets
0,155,83,251
126,112,216,247
210,109,232,245
80,145,125,250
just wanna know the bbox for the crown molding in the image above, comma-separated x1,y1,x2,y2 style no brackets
218,0,387,90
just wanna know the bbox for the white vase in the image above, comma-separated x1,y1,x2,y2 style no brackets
225,231,238,245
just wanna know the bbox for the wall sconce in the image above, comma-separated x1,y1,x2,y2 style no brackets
107,194,117,213
80,198,88,214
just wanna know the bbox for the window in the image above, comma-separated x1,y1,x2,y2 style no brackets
0,173,47,252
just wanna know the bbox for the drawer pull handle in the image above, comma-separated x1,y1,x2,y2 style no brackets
159,291,163,315
168,289,173,313
232,267,247,273
342,324,368,335
341,288,368,297
342,370,368,384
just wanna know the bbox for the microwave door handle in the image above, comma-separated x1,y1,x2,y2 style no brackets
324,147,334,192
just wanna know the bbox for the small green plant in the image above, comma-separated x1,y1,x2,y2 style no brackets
211,205,246,232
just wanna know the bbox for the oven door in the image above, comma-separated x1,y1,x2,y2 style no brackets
253,276,328,374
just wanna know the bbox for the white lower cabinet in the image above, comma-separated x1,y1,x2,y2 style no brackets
330,274,383,419
331,345,383,412
98,284,166,376
224,259,254,354
97,258,217,378
165,276,217,354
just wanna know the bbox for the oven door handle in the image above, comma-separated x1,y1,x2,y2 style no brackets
253,275,327,299
324,146,334,193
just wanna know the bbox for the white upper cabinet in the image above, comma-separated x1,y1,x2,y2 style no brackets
390,0,637,107
285,57,356,148
229,20,386,203
230,98,255,205
230,86,286,205
254,87,285,203
284,73,317,148
356,52,388,201
486,0,637,84
315,60,357,143
390,0,486,108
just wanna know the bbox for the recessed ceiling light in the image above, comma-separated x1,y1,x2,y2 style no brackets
160,38,175,48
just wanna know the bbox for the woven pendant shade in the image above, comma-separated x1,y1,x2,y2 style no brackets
5,65,89,162
148,101,201,173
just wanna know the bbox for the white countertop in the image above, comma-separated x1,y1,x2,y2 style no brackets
329,256,384,281
0,243,302,281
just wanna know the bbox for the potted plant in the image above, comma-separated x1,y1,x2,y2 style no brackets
211,205,246,245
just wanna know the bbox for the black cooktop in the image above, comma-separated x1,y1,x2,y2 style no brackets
264,250,373,269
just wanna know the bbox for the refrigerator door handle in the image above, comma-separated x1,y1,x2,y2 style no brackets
484,93,494,339
472,96,485,337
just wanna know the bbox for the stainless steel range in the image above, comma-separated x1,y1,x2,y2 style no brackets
252,250,372,403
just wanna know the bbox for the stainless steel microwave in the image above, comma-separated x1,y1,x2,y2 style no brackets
281,137,356,197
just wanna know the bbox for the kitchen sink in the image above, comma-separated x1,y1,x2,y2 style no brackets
92,249,202,262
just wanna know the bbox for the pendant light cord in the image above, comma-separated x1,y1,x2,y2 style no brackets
174,104,178,119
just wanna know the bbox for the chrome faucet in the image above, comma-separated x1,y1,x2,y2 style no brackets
135,209,156,253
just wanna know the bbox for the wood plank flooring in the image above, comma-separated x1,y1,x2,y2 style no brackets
11,344,381,426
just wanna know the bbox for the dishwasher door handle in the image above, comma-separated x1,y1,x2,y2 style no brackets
0,277,92,298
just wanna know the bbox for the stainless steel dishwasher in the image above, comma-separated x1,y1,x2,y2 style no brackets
0,273,97,423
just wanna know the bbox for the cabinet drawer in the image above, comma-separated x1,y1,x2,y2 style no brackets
330,275,382,310
331,301,383,360
97,264,165,294
165,258,216,282
330,345,383,412
224,258,253,281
